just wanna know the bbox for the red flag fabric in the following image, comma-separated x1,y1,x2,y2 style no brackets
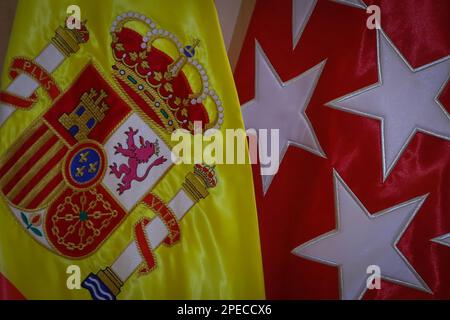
234,0,450,299
0,272,25,300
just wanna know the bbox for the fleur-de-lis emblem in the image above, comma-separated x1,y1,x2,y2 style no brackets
79,151,90,163
88,161,98,173
153,71,163,81
129,51,138,61
115,42,124,51
76,166,85,177
139,51,147,60
164,82,173,93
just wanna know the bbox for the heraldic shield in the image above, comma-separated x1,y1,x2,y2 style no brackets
0,11,223,299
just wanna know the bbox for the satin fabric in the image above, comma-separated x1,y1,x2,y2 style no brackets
0,0,264,299
234,0,449,299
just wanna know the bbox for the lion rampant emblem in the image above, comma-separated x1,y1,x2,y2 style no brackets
110,127,167,194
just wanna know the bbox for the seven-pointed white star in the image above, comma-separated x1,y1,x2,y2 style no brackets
331,0,366,9
242,42,326,194
327,30,450,180
292,170,431,299
432,233,450,248
292,0,317,49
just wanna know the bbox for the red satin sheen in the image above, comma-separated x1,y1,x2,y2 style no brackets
234,0,450,299
0,273,25,300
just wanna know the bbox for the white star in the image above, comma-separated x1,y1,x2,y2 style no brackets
242,42,326,194
292,0,317,49
432,233,450,248
331,0,367,9
292,170,430,300
327,30,450,180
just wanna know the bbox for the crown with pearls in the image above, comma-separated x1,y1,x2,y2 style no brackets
110,12,224,133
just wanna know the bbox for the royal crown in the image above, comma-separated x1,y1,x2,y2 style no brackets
110,12,224,134
182,164,217,202
52,20,89,56
194,164,217,188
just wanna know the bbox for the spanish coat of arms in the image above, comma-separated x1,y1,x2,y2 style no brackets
0,12,222,300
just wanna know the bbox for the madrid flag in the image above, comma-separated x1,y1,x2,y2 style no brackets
234,0,450,299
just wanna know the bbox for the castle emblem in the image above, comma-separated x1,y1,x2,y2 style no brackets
59,89,110,141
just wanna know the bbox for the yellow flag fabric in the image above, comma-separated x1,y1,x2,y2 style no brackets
0,0,264,299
